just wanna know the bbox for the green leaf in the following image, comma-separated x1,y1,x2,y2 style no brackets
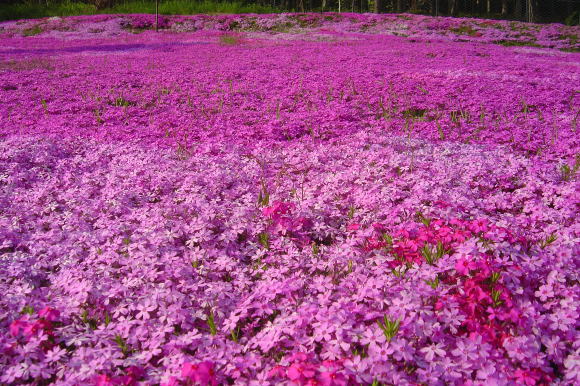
114,334,130,356
258,232,270,250
230,326,240,343
377,315,401,341
206,310,217,336
425,274,440,289
539,233,557,249
258,182,270,206
312,243,320,255
491,289,503,307
381,232,393,246
104,312,111,327
21,305,34,315
347,205,356,219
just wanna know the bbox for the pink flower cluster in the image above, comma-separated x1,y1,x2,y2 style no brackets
269,353,355,385
94,366,145,386
9,307,59,345
163,362,217,386
263,201,312,246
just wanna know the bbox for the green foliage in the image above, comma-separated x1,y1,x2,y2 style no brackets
81,309,98,330
21,305,35,315
111,97,134,107
494,39,541,48
114,334,131,356
559,159,578,181
347,205,355,219
436,120,445,140
421,241,449,265
257,182,269,207
258,232,270,250
93,108,103,124
450,24,479,36
377,315,401,341
539,233,557,249
391,265,408,278
206,310,217,335
104,312,111,326
415,211,432,227
22,25,43,36
312,242,320,255
565,11,579,26
402,107,427,120
230,326,240,342
381,232,393,246
220,34,241,45
425,274,439,289
0,1,277,22
491,289,503,307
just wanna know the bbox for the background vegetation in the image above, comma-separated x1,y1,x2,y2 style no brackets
0,0,578,24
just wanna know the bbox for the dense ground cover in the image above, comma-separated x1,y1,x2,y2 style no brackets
0,12,579,385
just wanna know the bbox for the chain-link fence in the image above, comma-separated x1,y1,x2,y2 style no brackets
429,0,580,24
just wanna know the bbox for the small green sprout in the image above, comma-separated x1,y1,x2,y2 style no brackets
81,310,98,330
392,267,404,278
114,334,131,356
539,233,557,249
93,108,103,124
206,310,217,336
21,305,34,315
41,98,48,113
491,289,503,307
258,232,270,250
230,326,240,343
112,97,133,107
416,211,432,227
347,205,356,219
377,315,401,341
381,232,393,247
104,312,111,327
346,259,354,274
257,182,269,207
478,237,495,250
312,243,320,256
450,110,460,123
490,272,501,284
425,274,440,289
559,158,579,181
421,241,450,265
436,121,445,140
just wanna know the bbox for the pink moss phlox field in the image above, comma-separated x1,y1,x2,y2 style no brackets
1,12,579,386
